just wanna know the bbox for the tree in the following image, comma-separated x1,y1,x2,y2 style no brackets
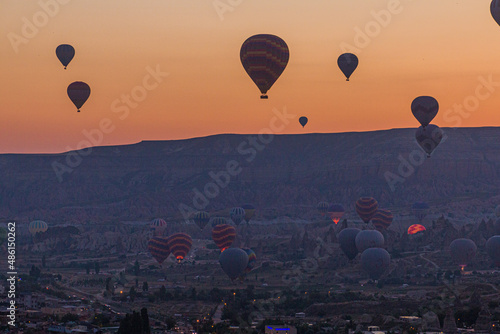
134,260,140,276
86,262,91,275
159,285,167,301
129,286,137,302
42,255,46,268
141,308,150,334
61,313,79,323
94,261,100,275
165,316,176,330
142,281,149,292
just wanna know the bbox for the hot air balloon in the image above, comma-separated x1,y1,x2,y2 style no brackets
212,224,236,252
210,217,228,228
299,116,308,128
166,233,192,262
150,218,167,236
242,248,257,274
412,202,430,223
411,96,438,128
491,0,500,26
355,197,378,224
29,220,48,236
242,203,256,223
317,202,329,217
486,236,500,266
361,248,390,280
193,211,210,230
148,236,170,264
372,209,393,231
230,207,246,225
327,203,345,224
338,228,361,260
415,124,443,157
450,238,477,270
240,34,289,99
56,44,75,69
408,224,426,235
67,81,90,112
355,230,384,253
337,53,358,81
219,248,249,281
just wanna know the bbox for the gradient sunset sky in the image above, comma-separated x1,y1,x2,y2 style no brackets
2,0,500,153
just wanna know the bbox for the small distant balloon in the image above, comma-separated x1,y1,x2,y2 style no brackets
230,207,246,225
299,116,308,128
56,44,75,69
327,203,345,224
412,202,430,223
411,96,438,128
67,81,90,112
148,237,170,264
450,238,476,270
337,53,358,81
355,197,378,224
193,211,210,230
415,124,443,157
408,224,426,235
166,233,192,263
372,209,393,231
317,202,329,217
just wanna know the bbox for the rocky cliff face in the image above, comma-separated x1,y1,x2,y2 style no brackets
3,128,500,223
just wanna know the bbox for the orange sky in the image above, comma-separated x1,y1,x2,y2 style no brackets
2,0,500,153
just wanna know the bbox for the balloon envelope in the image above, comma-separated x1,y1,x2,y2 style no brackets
219,248,249,280
486,236,500,266
167,233,192,262
67,81,90,112
242,248,257,274
449,238,476,269
361,248,390,280
408,224,426,235
337,53,358,81
150,218,167,236
212,224,236,252
299,116,308,128
317,202,329,216
230,207,246,225
29,220,48,236
355,230,384,253
148,236,170,264
240,34,289,99
372,209,393,231
56,44,75,69
411,96,438,127
415,124,443,157
355,197,378,223
491,0,500,26
338,228,361,260
193,211,210,230
241,203,256,222
327,203,345,224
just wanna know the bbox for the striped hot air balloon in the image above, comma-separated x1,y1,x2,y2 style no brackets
372,209,393,231
230,207,246,225
327,203,345,224
240,34,289,99
317,202,329,216
210,216,228,228
193,211,210,230
150,218,167,236
167,233,192,262
29,220,48,236
242,248,257,274
212,224,236,252
355,197,378,224
148,236,170,264
408,224,426,235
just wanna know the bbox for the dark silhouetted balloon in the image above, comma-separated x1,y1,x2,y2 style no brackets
486,236,500,266
337,53,358,81
338,228,361,260
148,236,170,264
412,202,430,223
166,233,192,262
450,238,476,269
327,203,345,224
355,197,378,224
240,34,289,99
212,224,236,252
361,248,390,280
372,209,393,231
241,203,256,223
299,116,308,128
56,44,75,69
317,202,329,217
415,124,443,157
408,224,426,235
193,211,210,230
219,248,249,280
491,0,500,26
67,81,90,112
411,96,438,128
355,229,384,253
150,218,167,236
230,207,245,225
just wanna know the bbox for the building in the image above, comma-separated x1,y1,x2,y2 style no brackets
265,325,297,334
